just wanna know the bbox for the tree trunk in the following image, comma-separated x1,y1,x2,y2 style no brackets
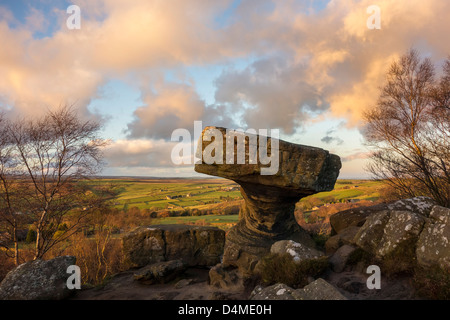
13,224,19,266
34,210,47,260
34,228,41,260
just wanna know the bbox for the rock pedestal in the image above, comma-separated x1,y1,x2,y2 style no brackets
194,126,341,274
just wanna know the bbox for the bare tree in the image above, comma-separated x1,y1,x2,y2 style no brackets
0,114,26,265
364,49,450,207
7,106,109,259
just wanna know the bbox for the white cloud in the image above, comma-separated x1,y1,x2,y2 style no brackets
1,0,449,177
103,139,181,168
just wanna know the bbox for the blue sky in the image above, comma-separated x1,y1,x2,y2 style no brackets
1,0,449,178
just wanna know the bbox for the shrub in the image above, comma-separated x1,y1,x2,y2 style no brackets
346,243,417,277
258,253,329,288
61,232,127,286
193,219,208,226
0,251,16,282
378,184,406,203
311,233,329,250
346,248,375,266
157,210,170,218
58,223,68,231
380,239,416,276
52,230,66,240
413,265,450,300
25,229,37,243
191,209,202,216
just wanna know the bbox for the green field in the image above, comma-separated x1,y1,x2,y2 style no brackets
88,177,385,230
91,177,384,211
91,177,242,211
303,179,384,203
149,214,239,230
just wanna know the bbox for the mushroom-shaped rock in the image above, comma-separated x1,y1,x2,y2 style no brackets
194,126,341,274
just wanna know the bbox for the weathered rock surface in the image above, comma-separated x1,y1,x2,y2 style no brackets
354,210,426,258
195,126,341,274
329,197,450,272
250,279,347,300
329,245,357,273
122,224,225,268
134,260,187,284
377,210,425,257
325,226,360,254
250,283,297,300
416,205,450,269
328,272,417,299
0,256,76,300
293,278,347,300
208,264,244,290
174,278,194,289
270,240,324,263
387,197,436,217
71,266,248,300
353,210,391,254
330,203,388,235
335,275,365,294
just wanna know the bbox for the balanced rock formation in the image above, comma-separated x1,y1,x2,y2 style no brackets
122,224,225,268
195,126,341,274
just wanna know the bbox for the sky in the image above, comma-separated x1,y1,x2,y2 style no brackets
0,0,449,179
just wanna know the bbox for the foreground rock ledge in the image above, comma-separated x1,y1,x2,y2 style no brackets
195,126,341,274
0,256,76,300
122,224,225,268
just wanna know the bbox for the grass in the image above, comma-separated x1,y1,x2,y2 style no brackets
413,265,450,300
150,214,239,230
300,179,384,204
98,178,384,210
92,178,242,210
85,177,387,230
